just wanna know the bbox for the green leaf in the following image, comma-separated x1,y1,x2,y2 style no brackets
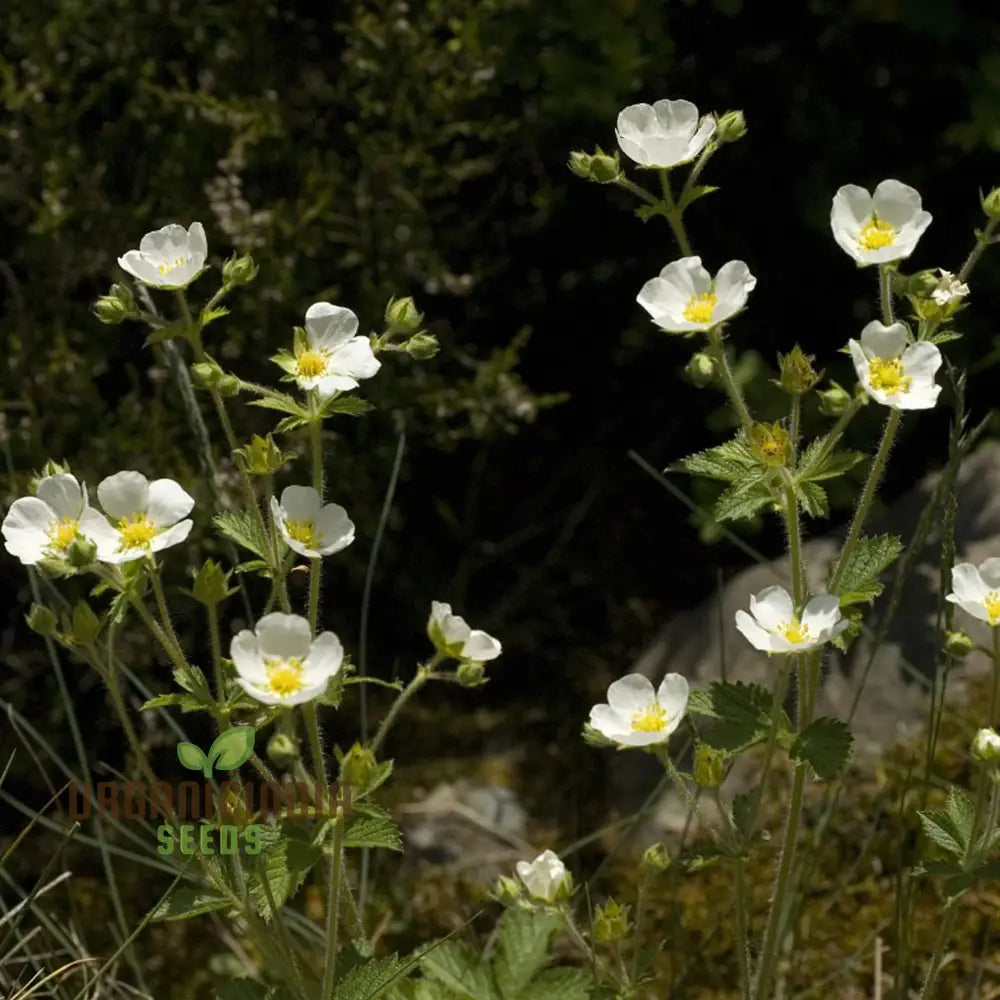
420,940,499,1000
208,726,256,771
214,510,270,559
830,535,903,598
141,692,207,713
248,392,309,418
731,791,756,842
674,437,757,482
336,956,407,1000
945,786,976,846
270,350,299,376
789,717,853,779
235,559,272,576
143,322,190,348
677,184,719,211
152,885,230,921
172,661,213,702
929,329,962,346
919,809,967,859
274,415,310,434
796,481,829,519
493,909,561,998
795,439,866,483
319,394,376,418
343,803,403,852
521,968,592,1000
714,472,775,523
686,681,774,755
215,981,295,1000
247,824,323,919
201,305,230,327
177,742,207,772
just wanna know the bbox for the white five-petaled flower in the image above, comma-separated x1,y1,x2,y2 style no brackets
588,673,689,748
515,850,571,903
637,256,756,333
230,612,343,706
848,321,941,410
830,180,932,265
2,474,109,565
735,586,847,653
427,601,502,662
289,302,381,398
615,99,715,168
87,471,194,564
931,269,969,307
117,222,208,289
946,559,1000,626
270,486,355,559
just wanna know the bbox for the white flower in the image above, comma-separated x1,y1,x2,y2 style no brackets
830,180,931,265
848,321,941,410
615,100,715,168
735,586,847,653
118,222,208,289
88,471,194,563
946,559,1000,626
637,256,756,333
230,612,343,706
515,850,571,903
2,474,110,565
271,486,355,559
588,673,689,748
930,269,969,307
427,601,502,662
288,302,381,397
972,727,1000,763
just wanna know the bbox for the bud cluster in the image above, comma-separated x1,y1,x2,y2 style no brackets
567,147,622,185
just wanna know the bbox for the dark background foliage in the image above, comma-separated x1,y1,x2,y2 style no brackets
2,0,1000,946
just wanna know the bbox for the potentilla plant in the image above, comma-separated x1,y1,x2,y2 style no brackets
569,101,1000,998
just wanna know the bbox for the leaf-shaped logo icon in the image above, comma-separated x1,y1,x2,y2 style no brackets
177,741,208,774
207,726,256,773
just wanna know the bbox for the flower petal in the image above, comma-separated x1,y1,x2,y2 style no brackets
146,478,195,527
305,302,360,351
36,475,85,519
859,321,908,360
98,471,150,519
606,674,656,715
734,609,775,651
748,586,795,631
256,613,312,661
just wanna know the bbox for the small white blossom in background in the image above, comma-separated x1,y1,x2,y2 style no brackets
930,269,969,307
231,612,343,706
427,601,502,662
588,673,689,747
2,474,109,566
637,256,756,333
281,302,381,398
118,222,208,289
271,486,355,559
88,471,194,563
615,99,715,168
735,586,847,653
848,322,941,410
946,559,1000,626
972,728,1000,763
830,179,932,265
515,849,572,903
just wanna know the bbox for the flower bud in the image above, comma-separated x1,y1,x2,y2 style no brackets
515,849,572,903
70,601,101,644
191,358,225,390
972,728,1000,763
456,660,487,687
944,629,975,659
267,732,299,770
236,434,294,476
693,743,725,789
982,187,1000,221
339,742,378,789
642,841,670,872
684,351,716,388
750,422,791,468
93,283,137,324
191,559,233,606
817,381,851,417
593,899,631,943
65,535,97,569
384,296,424,334
588,147,621,184
222,253,259,287
217,375,242,398
25,603,58,637
29,460,71,495
776,345,820,395
715,110,747,144
404,332,440,360
491,875,522,906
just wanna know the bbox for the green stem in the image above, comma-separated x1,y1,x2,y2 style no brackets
958,217,999,284
711,788,751,1000
613,176,659,205
309,419,325,631
659,169,694,256
789,395,801,460
707,328,753,433
320,806,346,1000
302,702,328,791
369,659,438,755
879,263,895,324
148,561,186,666
917,897,959,1000
208,601,224,706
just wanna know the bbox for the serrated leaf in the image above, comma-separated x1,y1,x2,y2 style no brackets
831,535,903,598
521,967,592,1000
797,480,829,518
493,909,561,998
343,803,402,852
420,940,499,1000
143,322,190,348
929,329,963,345
675,437,757,482
686,681,774,755
945,786,976,844
235,559,271,576
714,473,775,523
270,350,299,376
173,661,213,701
214,510,270,559
247,824,322,919
248,392,309,417
201,306,230,327
141,692,207,713
677,184,719,211
336,955,406,1000
358,758,394,798
152,885,230,922
319,394,376,418
789,717,853,779
274,415,310,434
796,439,865,483
919,809,967,859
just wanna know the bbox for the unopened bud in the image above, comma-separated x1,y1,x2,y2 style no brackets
750,422,791,468
818,382,852,417
222,253,259,287
217,375,241,397
65,535,97,569
944,629,975,658
492,875,522,906
776,345,820,395
29,460,71,495
456,660,487,687
339,743,378,789
693,743,725,789
236,434,294,476
191,559,233,606
685,351,716,388
972,728,1000,763
982,187,1000,222
70,601,101,643
25,603,58,637
642,842,670,872
567,148,621,184
593,899,631,943
191,358,225,389
267,732,299,770
93,283,137,324
384,296,423,334
715,110,747,144
404,332,439,360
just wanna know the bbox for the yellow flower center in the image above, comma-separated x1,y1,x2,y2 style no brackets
47,517,79,552
631,704,669,733
779,619,810,644
297,351,327,378
117,514,157,549
867,357,912,396
285,517,323,550
858,216,895,251
264,657,306,698
986,591,1000,624
682,292,718,324
156,256,189,275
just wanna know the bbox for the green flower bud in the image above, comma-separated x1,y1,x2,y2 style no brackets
456,660,487,687
35,556,74,580
982,187,1000,221
715,109,747,144
235,434,294,476
944,629,975,658
70,601,101,644
339,742,378,789
25,603,58,637
567,150,593,180
217,375,242,398
222,253,259,287
404,332,440,360
972,728,1000,763
191,559,234,606
93,283,137,324
642,842,671,872
65,535,98,569
491,875,522,906
776,345,820,395
817,381,852,417
267,732,300,770
750,422,791,468
384,296,424,334
589,146,621,184
593,899,631,944
190,358,225,389
684,351,716,388
29,460,71,494
693,743,725,789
